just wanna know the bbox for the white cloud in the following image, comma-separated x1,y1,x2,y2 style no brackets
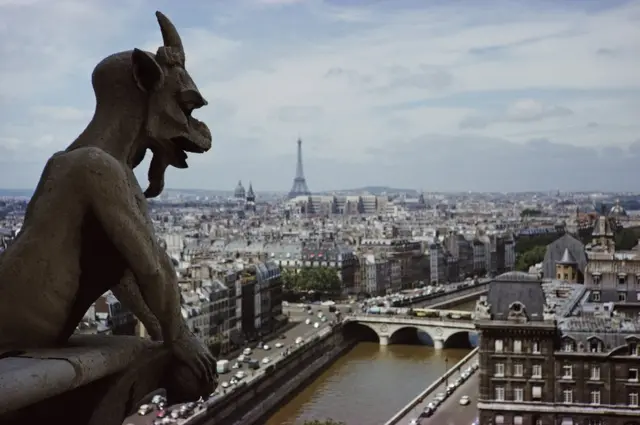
1,0,640,191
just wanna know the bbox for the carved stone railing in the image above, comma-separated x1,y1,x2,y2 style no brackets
0,335,173,425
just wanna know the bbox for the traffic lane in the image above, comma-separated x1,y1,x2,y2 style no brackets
284,305,353,319
122,323,330,425
423,373,479,425
217,321,331,386
395,359,478,425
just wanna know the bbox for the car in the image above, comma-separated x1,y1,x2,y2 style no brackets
243,348,252,356
313,322,320,328
237,354,245,362
229,378,238,385
275,342,283,348
156,410,168,418
279,334,287,339
321,316,327,322
459,395,470,406
138,404,153,416
295,337,303,344
263,344,270,350
305,318,311,325
308,310,314,315
262,357,270,364
409,418,420,425
422,405,434,417
232,362,239,369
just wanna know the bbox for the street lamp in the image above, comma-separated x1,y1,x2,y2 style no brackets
445,357,449,387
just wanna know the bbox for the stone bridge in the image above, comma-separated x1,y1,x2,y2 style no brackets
344,315,476,349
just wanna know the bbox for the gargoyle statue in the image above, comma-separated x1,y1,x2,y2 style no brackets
0,11,216,400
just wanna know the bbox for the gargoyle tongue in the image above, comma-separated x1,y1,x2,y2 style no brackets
144,151,169,198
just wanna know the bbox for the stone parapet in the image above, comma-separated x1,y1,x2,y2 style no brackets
0,335,172,425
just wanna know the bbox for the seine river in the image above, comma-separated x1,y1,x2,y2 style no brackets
264,300,476,425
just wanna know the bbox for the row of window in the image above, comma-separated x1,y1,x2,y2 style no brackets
494,362,640,381
591,290,640,302
494,339,539,353
562,338,638,355
495,417,602,425
494,385,639,406
591,274,640,285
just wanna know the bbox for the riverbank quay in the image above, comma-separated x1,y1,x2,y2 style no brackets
226,333,356,425
185,323,352,425
385,348,479,425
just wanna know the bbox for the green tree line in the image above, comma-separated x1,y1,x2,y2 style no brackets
281,267,342,294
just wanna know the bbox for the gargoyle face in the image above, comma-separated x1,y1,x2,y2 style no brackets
132,12,212,198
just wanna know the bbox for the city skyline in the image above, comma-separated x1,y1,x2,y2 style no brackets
1,0,640,192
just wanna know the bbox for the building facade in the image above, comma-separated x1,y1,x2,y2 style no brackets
476,271,640,425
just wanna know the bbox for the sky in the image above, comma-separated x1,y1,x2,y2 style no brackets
1,0,639,193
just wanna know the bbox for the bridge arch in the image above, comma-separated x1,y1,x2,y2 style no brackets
443,330,475,349
342,321,380,343
388,326,433,345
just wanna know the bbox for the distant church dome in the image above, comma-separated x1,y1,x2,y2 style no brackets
609,199,627,217
234,180,246,199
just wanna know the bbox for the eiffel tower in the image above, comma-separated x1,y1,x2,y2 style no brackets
287,138,311,199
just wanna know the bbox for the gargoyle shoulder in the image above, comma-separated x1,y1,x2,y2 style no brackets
65,146,128,183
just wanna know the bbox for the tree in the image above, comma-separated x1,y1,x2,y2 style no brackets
516,245,546,271
303,420,346,425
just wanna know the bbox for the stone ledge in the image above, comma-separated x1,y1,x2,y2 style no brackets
0,335,170,425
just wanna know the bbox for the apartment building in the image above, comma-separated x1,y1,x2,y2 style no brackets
475,272,640,425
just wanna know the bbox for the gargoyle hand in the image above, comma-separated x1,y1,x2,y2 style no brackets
170,330,217,392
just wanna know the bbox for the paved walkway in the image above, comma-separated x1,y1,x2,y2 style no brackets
395,365,478,425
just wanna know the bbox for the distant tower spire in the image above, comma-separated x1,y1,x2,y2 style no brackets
288,137,311,199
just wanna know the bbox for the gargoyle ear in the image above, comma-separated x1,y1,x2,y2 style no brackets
132,48,165,93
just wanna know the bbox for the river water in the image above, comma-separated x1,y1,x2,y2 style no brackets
264,300,476,425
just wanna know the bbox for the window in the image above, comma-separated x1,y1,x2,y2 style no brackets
563,339,575,352
619,291,627,301
534,417,542,425
495,386,505,401
513,339,522,353
589,339,602,353
564,273,569,280
532,364,542,378
587,420,603,425
563,389,573,403
514,363,523,377
619,275,627,285
591,365,600,380
514,387,524,402
630,342,638,356
562,364,573,379
532,386,542,399
494,339,504,353
590,390,601,405
629,392,639,406
495,415,504,424
591,291,601,302
495,363,505,377
514,416,523,425
629,368,639,381
532,340,540,353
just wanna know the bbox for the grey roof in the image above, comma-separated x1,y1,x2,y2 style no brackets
495,271,540,282
557,248,577,265
558,315,640,354
487,276,546,321
542,233,587,278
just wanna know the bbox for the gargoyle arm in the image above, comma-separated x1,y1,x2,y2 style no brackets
79,147,183,344
112,269,163,341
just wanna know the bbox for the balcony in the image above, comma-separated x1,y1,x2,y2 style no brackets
0,335,181,425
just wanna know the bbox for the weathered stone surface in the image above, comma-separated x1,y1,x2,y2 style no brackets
0,10,217,425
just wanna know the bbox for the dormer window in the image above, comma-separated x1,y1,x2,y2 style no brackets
562,338,576,352
588,337,604,353
629,341,638,356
